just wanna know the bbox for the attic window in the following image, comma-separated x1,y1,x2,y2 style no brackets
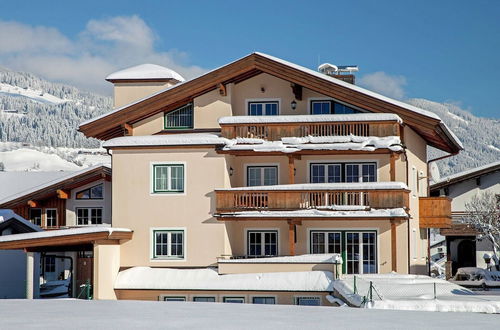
165,104,193,129
76,184,103,200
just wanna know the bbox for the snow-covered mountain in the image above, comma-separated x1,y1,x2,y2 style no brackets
0,67,497,175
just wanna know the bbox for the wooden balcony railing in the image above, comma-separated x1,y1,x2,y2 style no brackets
419,197,452,228
220,121,400,140
216,189,409,213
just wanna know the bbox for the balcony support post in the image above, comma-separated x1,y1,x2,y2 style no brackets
287,219,301,256
390,152,398,182
390,218,398,272
288,156,295,184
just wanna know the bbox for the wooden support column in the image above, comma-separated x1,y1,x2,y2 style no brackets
390,152,397,181
390,219,397,272
288,156,295,184
287,219,301,256
26,251,35,299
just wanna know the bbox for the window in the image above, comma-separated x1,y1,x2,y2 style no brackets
46,209,57,227
153,230,185,259
252,297,275,304
76,208,102,225
29,208,42,226
296,297,320,306
163,297,186,302
164,104,193,129
248,101,279,116
310,231,341,254
310,100,361,115
44,255,56,273
193,297,216,302
223,297,245,303
76,184,103,199
247,166,278,186
247,231,278,257
153,164,184,193
310,163,376,183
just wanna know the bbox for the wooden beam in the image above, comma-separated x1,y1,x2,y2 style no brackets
27,200,38,208
390,152,397,181
391,219,397,272
218,83,227,96
287,220,295,256
122,123,133,136
288,156,295,184
291,83,302,101
56,189,69,199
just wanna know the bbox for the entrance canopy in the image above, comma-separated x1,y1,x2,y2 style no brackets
0,226,133,250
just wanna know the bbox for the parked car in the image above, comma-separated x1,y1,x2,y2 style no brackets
449,267,500,289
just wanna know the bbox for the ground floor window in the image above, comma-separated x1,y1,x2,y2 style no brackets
247,230,278,257
310,230,377,274
163,296,186,302
223,297,245,303
252,297,275,304
296,297,321,306
76,208,102,225
193,297,216,302
153,230,185,259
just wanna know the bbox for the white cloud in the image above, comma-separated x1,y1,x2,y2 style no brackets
358,71,407,100
0,16,207,95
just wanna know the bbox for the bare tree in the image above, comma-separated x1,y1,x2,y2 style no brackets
463,192,500,269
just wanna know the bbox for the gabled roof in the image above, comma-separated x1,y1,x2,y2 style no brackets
431,161,500,190
106,64,185,83
79,52,462,153
0,171,69,202
0,209,42,233
0,165,111,208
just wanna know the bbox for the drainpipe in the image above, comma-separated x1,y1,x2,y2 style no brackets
403,149,411,274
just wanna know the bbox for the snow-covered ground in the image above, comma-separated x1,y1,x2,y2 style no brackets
0,142,109,171
334,273,500,313
0,299,497,330
0,82,69,105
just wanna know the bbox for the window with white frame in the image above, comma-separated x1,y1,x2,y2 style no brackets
223,297,245,303
164,104,193,129
296,297,321,306
247,166,278,186
153,230,185,259
46,209,57,227
76,208,102,225
310,231,341,254
248,101,279,116
310,163,376,183
247,230,278,257
29,208,42,226
252,297,275,304
163,296,186,302
153,164,184,193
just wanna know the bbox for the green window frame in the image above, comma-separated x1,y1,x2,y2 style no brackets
153,230,185,259
153,164,185,193
164,104,193,129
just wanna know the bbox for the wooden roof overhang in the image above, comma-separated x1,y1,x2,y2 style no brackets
0,230,133,250
0,166,112,209
430,163,500,191
79,53,462,153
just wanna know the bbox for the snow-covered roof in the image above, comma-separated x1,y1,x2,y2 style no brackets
431,160,500,188
114,267,333,292
218,113,403,125
217,208,409,219
0,171,68,201
0,209,42,232
218,254,342,264
0,226,131,243
102,133,225,148
0,164,111,205
103,133,403,153
106,64,185,82
219,182,409,191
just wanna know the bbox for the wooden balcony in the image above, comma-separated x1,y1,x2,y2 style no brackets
220,120,401,141
419,197,452,228
216,185,410,214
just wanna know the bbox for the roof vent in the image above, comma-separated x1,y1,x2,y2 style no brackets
318,63,358,84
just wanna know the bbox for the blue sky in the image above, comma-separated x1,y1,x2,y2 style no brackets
0,0,499,118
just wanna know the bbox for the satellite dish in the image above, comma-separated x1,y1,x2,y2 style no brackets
429,162,441,183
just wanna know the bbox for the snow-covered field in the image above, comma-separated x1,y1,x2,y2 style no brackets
0,82,69,105
334,273,500,313
0,299,497,330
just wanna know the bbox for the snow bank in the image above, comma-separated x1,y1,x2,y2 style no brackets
220,182,409,191
219,208,409,219
219,113,403,124
102,133,227,148
218,254,342,264
0,226,131,243
106,64,185,82
114,267,333,292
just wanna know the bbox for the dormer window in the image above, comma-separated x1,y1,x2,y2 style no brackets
76,184,103,200
311,100,361,115
165,104,193,129
248,101,279,116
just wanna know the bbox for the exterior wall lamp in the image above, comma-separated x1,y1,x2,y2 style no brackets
291,100,297,110
229,167,234,176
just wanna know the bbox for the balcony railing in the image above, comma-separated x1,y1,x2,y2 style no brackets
216,187,409,213
419,197,452,228
220,121,401,140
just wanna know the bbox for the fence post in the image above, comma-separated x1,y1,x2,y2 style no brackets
433,282,437,300
369,281,373,302
353,275,357,294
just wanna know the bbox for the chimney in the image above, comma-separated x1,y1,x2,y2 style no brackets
318,63,358,84
105,64,185,108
